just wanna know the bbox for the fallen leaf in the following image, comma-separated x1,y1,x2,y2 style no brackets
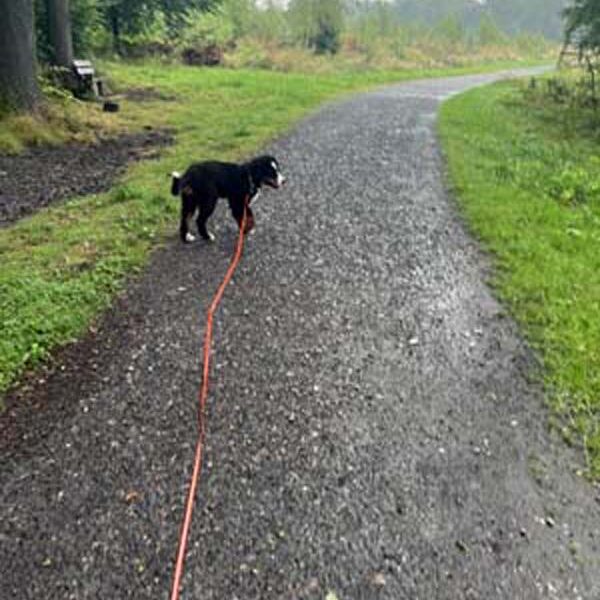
125,490,141,504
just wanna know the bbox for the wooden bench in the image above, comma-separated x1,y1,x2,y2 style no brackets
72,59,104,98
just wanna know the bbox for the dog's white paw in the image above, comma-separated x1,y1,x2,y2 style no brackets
185,232,196,243
207,232,215,242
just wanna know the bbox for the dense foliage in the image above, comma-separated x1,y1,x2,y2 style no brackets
564,0,600,55
36,0,218,58
561,0,600,106
30,0,558,63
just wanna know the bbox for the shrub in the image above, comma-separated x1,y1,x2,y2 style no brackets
119,10,173,58
178,7,235,65
548,165,600,206
288,0,344,55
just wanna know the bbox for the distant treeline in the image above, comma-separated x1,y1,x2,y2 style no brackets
30,0,565,63
391,0,568,40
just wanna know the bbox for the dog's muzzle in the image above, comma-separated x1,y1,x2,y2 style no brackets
268,174,286,188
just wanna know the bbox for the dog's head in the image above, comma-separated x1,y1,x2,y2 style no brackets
249,155,286,189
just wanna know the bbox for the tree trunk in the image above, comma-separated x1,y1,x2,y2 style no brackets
0,0,39,112
108,7,121,55
47,0,74,67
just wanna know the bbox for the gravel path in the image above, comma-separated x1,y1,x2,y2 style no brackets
2,70,600,600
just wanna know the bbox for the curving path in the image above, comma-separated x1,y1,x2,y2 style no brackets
2,70,599,599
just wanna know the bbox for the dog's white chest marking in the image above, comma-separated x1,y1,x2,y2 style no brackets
250,190,261,203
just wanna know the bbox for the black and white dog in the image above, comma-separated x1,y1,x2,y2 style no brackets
171,155,285,243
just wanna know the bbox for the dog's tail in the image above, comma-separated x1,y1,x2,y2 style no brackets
171,171,182,196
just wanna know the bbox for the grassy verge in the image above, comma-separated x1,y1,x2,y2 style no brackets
0,88,128,155
0,60,548,401
439,77,600,476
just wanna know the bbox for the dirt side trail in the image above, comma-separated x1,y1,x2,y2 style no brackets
1,70,599,599
0,129,172,227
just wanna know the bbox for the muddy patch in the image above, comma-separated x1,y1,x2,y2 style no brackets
0,129,174,226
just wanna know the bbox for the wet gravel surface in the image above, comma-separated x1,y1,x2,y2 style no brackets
2,70,600,599
0,129,173,226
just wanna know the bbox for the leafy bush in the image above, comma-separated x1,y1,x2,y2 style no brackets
224,38,274,69
179,7,235,51
119,10,173,57
70,0,106,56
288,0,344,54
548,165,600,206
526,71,600,119
564,0,600,56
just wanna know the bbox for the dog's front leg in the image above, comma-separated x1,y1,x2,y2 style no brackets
229,198,255,234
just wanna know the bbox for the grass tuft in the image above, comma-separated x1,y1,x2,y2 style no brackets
0,96,127,154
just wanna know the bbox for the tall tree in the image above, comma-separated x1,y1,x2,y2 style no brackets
0,0,39,112
47,0,74,66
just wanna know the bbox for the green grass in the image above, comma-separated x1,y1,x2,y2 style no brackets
439,78,600,476
0,59,550,402
0,91,127,154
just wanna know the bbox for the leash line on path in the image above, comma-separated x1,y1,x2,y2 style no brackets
169,200,249,600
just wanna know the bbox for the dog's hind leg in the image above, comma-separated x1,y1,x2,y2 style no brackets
196,195,218,241
180,190,197,243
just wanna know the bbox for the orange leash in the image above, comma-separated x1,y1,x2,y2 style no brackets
169,201,249,600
